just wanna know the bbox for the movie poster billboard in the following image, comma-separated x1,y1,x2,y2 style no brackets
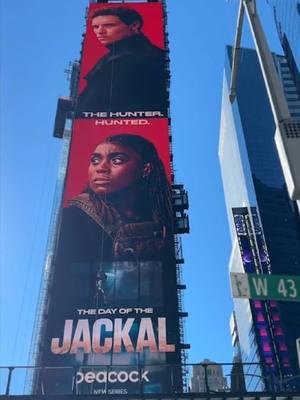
35,2,182,395
37,118,181,395
76,3,168,117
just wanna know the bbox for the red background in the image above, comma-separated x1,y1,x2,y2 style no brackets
79,3,165,93
63,118,171,207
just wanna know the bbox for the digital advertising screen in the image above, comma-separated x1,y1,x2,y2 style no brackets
38,119,181,395
35,1,182,395
76,3,168,117
232,207,292,381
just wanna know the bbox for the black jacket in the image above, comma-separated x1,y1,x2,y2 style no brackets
77,34,168,114
49,203,171,314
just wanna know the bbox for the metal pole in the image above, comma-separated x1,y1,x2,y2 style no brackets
5,367,14,396
243,0,300,201
72,366,78,395
243,0,290,122
229,0,245,103
203,364,210,393
230,0,300,200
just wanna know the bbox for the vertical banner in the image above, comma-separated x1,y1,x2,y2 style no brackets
37,3,182,396
76,3,168,117
232,207,278,374
232,208,292,384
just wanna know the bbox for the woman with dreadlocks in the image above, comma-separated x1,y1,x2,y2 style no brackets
50,132,174,317
56,133,173,265
42,134,177,378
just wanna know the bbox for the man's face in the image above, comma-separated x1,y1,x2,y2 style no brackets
92,15,138,46
88,142,144,195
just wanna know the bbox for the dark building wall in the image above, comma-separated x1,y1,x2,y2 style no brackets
271,0,300,92
223,45,300,379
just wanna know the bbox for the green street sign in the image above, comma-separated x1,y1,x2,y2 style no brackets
230,272,300,302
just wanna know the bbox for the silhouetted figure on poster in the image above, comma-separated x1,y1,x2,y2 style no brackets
77,7,168,114
95,270,107,304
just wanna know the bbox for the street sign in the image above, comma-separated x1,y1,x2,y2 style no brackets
230,272,300,302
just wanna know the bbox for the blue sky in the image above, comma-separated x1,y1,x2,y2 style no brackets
0,0,282,384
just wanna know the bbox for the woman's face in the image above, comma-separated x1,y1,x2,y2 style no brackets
88,142,145,194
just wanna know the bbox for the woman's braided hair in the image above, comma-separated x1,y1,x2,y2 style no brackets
103,134,173,234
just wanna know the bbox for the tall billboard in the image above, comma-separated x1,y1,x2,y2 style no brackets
35,3,182,395
76,3,168,117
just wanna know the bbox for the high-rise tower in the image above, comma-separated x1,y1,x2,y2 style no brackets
219,45,300,390
191,360,227,392
271,0,300,94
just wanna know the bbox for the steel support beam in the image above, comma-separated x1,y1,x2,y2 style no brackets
229,0,300,200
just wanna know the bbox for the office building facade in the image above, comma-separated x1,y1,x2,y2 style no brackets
219,45,300,390
191,360,227,393
271,0,300,93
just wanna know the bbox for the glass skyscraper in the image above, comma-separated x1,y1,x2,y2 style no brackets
219,45,300,391
271,0,300,92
